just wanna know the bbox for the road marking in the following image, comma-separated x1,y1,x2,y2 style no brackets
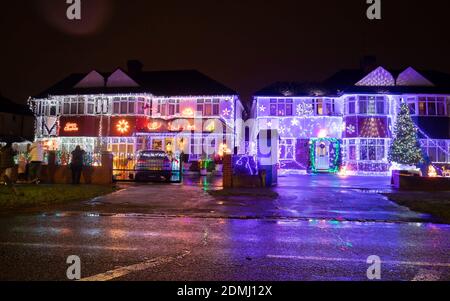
267,255,450,268
0,242,138,251
80,250,191,281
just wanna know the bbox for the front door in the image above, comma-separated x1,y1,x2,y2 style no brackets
315,141,330,171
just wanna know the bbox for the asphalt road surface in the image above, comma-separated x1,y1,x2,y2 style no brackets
0,175,449,281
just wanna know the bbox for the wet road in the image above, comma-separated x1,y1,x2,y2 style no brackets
0,214,449,281
0,175,449,281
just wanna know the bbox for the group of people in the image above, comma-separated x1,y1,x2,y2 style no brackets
0,141,44,185
0,142,86,186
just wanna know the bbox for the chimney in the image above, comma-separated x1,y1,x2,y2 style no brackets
360,56,377,74
127,60,143,77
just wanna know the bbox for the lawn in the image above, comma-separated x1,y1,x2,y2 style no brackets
0,184,116,210
383,192,450,224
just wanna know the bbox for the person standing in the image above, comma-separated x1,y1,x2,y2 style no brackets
17,152,28,183
0,142,17,186
71,145,85,185
28,141,44,184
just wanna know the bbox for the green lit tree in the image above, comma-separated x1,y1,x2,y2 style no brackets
388,103,423,166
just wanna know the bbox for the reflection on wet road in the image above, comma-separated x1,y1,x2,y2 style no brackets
0,174,449,281
0,214,449,281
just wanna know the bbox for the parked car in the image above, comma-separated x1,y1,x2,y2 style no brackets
135,150,173,182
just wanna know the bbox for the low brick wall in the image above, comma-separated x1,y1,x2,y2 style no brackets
393,173,450,191
231,175,263,188
41,165,112,185
40,152,113,185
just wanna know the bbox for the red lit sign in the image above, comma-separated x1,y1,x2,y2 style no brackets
64,122,79,132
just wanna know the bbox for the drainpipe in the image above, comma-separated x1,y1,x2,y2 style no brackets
234,96,237,155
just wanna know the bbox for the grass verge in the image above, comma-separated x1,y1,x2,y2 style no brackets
0,184,116,210
383,192,450,224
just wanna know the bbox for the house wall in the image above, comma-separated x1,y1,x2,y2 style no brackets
0,112,34,139
252,94,450,175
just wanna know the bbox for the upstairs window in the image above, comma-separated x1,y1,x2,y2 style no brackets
324,99,336,116
312,99,323,115
358,96,387,115
96,98,109,114
137,97,146,115
269,99,293,116
168,99,180,116
196,99,220,116
157,99,167,116
346,97,356,115
413,96,447,116
112,97,137,115
62,97,85,115
406,97,416,115
87,98,95,114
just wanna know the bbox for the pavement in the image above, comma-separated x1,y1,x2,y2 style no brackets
0,174,449,281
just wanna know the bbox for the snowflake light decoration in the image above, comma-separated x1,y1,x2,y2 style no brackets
296,103,314,116
346,124,356,135
291,118,299,126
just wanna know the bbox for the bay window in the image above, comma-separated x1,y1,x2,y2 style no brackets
279,138,295,160
360,139,386,161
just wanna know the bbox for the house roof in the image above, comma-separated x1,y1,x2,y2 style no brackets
255,67,450,98
254,82,340,97
34,69,238,98
0,95,33,116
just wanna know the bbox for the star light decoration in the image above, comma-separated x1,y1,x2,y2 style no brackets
116,119,130,134
222,108,231,117
259,105,266,113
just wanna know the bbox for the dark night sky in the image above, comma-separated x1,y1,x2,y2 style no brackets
1,0,450,105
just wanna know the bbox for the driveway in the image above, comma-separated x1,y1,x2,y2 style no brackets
39,174,432,223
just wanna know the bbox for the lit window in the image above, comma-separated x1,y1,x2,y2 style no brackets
268,99,293,116
359,139,386,161
347,97,356,114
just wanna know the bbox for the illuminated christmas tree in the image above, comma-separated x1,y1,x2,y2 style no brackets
388,103,423,165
